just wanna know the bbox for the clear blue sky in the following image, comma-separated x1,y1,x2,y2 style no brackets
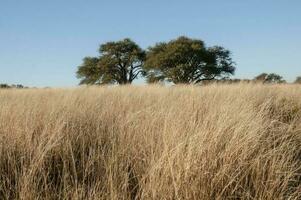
1,0,300,87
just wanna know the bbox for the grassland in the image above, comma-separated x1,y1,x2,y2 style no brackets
0,84,300,199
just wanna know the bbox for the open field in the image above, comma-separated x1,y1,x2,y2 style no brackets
0,84,300,199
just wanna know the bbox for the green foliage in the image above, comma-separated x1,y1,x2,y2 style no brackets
144,36,235,84
77,39,145,85
15,84,24,88
0,84,11,89
76,57,101,84
0,84,25,89
265,73,286,83
254,73,286,84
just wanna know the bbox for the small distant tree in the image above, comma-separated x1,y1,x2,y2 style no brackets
144,36,235,84
266,73,286,83
77,38,145,85
16,84,24,88
254,73,268,82
294,76,301,84
254,73,286,84
0,84,10,89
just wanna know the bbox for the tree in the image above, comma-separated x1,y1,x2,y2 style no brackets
77,38,145,85
0,84,11,89
144,36,235,84
294,76,301,84
254,73,268,82
254,73,286,83
265,73,286,83
77,57,101,84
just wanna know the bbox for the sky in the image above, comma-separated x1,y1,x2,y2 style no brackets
0,0,300,87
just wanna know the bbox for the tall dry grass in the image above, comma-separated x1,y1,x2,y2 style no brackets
0,84,300,199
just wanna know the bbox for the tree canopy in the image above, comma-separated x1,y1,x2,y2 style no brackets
77,57,101,84
254,73,286,83
77,38,145,85
144,36,235,84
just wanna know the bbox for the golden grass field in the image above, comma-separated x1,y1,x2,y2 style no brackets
0,84,300,199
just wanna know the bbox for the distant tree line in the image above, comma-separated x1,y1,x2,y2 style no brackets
204,73,301,85
0,84,27,89
76,36,300,85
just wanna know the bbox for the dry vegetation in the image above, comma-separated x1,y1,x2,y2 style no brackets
0,84,300,199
